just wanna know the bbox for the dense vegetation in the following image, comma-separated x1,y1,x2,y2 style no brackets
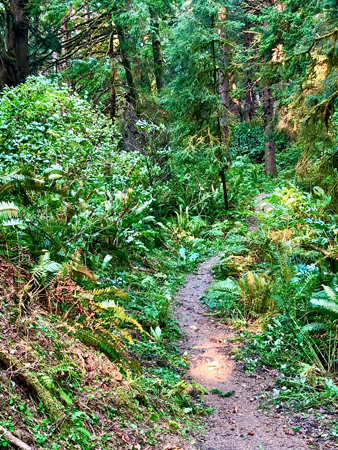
1,0,338,448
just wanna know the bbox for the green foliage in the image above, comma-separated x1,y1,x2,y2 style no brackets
3,0,338,442
238,271,274,316
210,388,235,398
202,278,241,317
231,123,265,162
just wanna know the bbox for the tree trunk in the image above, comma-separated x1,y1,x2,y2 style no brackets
0,0,30,88
116,23,136,107
220,167,229,211
217,8,236,165
211,12,230,211
149,6,164,91
244,26,255,121
263,86,278,177
108,30,117,122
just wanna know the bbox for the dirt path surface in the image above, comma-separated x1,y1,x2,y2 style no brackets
247,193,273,233
176,256,310,450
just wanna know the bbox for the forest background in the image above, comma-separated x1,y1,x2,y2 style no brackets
1,0,338,448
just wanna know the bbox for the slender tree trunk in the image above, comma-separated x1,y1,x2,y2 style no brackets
108,30,117,122
11,0,29,81
263,86,278,177
211,13,230,211
116,21,146,153
244,26,255,121
116,23,136,107
149,6,164,91
262,0,278,177
220,167,229,211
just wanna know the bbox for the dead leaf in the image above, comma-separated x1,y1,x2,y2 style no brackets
121,434,130,443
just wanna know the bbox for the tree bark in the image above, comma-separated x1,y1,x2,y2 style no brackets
244,28,255,121
149,6,164,91
220,167,229,211
211,12,230,210
116,22,136,107
263,86,278,177
0,0,30,88
218,9,239,121
217,8,236,165
0,426,32,450
108,29,117,122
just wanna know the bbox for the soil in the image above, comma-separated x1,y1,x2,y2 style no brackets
175,256,319,450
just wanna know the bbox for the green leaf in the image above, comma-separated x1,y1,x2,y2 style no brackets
210,388,235,397
48,173,63,180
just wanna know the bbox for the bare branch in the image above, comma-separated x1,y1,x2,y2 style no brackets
0,426,32,450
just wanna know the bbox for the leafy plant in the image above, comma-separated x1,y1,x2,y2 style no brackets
238,271,274,316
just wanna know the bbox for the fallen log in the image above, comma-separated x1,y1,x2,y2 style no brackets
0,349,66,423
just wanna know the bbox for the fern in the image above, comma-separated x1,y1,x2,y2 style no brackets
32,252,62,285
76,328,123,363
238,271,274,315
2,218,25,228
209,279,240,294
301,322,328,334
49,361,85,378
90,287,128,299
0,202,19,219
70,264,97,282
37,374,54,390
309,298,338,320
58,389,73,405
75,328,141,373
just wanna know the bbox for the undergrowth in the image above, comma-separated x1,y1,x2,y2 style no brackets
204,183,338,434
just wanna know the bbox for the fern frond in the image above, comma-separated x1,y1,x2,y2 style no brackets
90,287,128,299
0,183,14,195
2,218,24,227
71,265,98,282
323,285,337,301
75,329,123,362
209,279,240,294
99,300,117,309
301,322,328,333
37,374,54,390
108,305,149,336
310,298,338,320
49,361,85,377
32,252,62,284
58,389,73,405
0,202,19,219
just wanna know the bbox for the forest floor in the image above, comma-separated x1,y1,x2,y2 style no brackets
175,256,319,450
174,194,336,450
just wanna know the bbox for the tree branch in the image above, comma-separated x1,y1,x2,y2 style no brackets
0,426,32,450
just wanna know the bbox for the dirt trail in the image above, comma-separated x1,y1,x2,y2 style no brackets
176,256,310,450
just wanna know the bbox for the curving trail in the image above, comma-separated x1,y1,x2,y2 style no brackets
176,257,310,450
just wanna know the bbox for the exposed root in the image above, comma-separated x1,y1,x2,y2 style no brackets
0,426,32,450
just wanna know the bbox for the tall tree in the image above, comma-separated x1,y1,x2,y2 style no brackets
149,5,164,91
0,0,30,87
261,0,278,177
263,85,277,176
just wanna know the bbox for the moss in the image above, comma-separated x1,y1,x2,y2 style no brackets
111,388,133,410
0,350,66,423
